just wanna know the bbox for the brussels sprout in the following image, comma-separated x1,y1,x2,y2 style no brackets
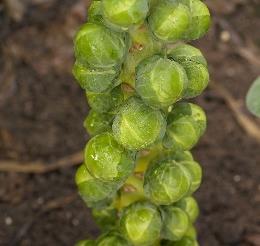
75,164,117,206
120,24,162,86
88,0,103,24
136,55,188,108
74,23,127,68
144,160,191,205
180,161,202,194
170,151,194,162
184,225,197,239
163,102,207,150
148,0,190,42
168,44,207,67
84,132,136,183
176,196,199,223
97,231,129,246
161,206,189,241
75,239,96,246
181,61,209,98
84,112,109,131
163,116,200,151
154,150,194,165
92,207,118,230
86,86,124,113
84,110,113,136
112,97,166,150
172,237,199,246
72,61,119,92
183,0,211,40
101,0,149,31
167,44,209,98
168,103,207,137
120,201,162,245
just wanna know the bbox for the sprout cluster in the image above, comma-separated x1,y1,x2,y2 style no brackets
73,0,211,245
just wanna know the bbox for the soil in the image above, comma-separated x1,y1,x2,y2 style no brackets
0,0,260,245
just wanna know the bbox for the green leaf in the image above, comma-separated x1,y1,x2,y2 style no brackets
246,76,260,117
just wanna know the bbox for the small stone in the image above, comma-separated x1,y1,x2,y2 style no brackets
233,175,241,182
5,216,13,226
72,218,79,226
220,31,231,42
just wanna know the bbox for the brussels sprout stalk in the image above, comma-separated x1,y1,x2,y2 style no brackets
73,0,211,245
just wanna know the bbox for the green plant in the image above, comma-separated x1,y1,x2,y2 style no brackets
73,0,211,245
246,76,260,118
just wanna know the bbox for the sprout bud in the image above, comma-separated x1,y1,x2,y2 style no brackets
176,196,199,223
172,237,199,246
185,225,197,239
86,86,124,113
112,97,166,150
161,206,190,241
120,201,162,245
136,56,188,108
168,44,207,67
163,116,200,151
183,0,211,40
84,110,113,136
97,231,130,246
72,61,119,92
181,61,209,98
180,161,202,194
84,132,136,183
163,102,207,150
102,0,149,31
144,160,191,205
75,164,117,206
169,150,194,162
168,102,207,137
152,150,194,167
148,0,190,42
74,23,127,68
92,207,118,230
88,1,103,24
168,44,209,98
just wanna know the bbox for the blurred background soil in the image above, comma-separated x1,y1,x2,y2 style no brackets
0,0,260,245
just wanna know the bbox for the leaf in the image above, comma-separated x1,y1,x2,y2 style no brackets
246,76,260,118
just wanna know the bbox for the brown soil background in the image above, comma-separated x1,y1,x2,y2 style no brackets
0,0,260,245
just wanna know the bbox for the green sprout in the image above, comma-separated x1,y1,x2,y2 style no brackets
136,55,188,109
72,61,119,92
148,0,190,42
120,201,162,245
161,206,190,241
183,0,211,40
74,23,127,69
112,97,166,150
172,237,199,246
144,160,191,205
163,102,207,151
75,164,117,207
86,85,124,113
92,206,118,231
96,231,130,246
168,44,209,98
102,0,149,31
73,0,211,244
176,196,199,223
84,110,113,136
84,132,136,183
